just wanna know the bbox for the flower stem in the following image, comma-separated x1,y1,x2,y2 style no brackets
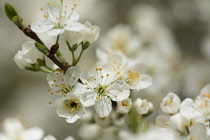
40,68,52,73
44,64,55,72
73,49,84,66
55,35,60,44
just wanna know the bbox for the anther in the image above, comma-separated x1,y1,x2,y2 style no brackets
117,72,120,74
49,102,52,104
106,74,109,77
99,68,102,71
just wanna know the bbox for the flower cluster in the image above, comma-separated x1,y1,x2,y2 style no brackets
0,118,74,140
156,84,210,140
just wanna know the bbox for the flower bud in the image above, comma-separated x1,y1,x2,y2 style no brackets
35,42,49,55
82,22,100,46
5,3,18,20
117,98,132,114
160,92,181,114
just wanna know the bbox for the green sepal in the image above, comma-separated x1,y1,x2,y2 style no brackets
5,3,19,20
11,16,24,28
37,58,45,66
35,42,49,55
82,41,90,50
25,64,40,72
72,44,78,51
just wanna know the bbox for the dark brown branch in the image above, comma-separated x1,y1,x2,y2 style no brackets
22,26,68,73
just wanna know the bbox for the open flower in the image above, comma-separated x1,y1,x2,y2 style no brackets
160,92,181,114
81,65,130,118
47,66,85,106
57,91,86,123
14,41,44,69
31,2,85,36
117,98,132,114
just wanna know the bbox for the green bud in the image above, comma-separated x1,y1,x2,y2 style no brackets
11,16,24,28
82,41,90,50
35,42,50,55
25,64,40,72
37,58,45,66
5,3,19,20
72,44,78,51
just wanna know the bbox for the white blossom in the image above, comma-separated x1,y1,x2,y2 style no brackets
47,66,85,106
195,84,210,119
133,98,153,115
14,41,44,69
160,92,181,114
117,98,132,114
56,86,86,123
83,22,100,44
81,65,130,118
0,118,44,140
31,2,85,36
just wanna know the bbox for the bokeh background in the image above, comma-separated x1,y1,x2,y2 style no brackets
0,0,210,139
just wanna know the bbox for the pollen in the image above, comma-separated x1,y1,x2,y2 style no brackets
122,102,128,106
73,77,76,80
49,102,52,104
164,100,173,106
48,89,51,92
56,73,59,75
74,4,77,6
85,83,88,85
53,80,56,82
96,96,99,99
120,90,123,92
47,2,51,5
43,15,49,18
118,77,122,80
86,79,90,81
99,68,102,71
94,78,97,81
96,68,99,71
101,76,104,78
51,92,54,95
117,72,120,74
141,79,145,81
62,79,64,81
69,74,72,76
165,122,169,125
100,99,102,101
60,0,63,2
106,74,109,77
40,8,43,11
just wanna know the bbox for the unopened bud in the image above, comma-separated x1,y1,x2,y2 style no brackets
35,42,49,56
37,58,45,66
25,64,40,72
5,3,18,20
82,41,90,50
11,16,24,29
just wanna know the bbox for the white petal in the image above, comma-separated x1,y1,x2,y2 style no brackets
94,96,112,118
82,91,97,107
47,29,65,36
136,74,152,90
107,83,130,101
31,20,54,33
72,83,87,95
43,135,57,140
66,115,80,123
66,11,79,21
64,136,75,140
22,127,44,140
65,22,85,32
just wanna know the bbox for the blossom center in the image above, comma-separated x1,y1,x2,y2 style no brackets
65,99,80,112
126,70,140,84
164,100,173,106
